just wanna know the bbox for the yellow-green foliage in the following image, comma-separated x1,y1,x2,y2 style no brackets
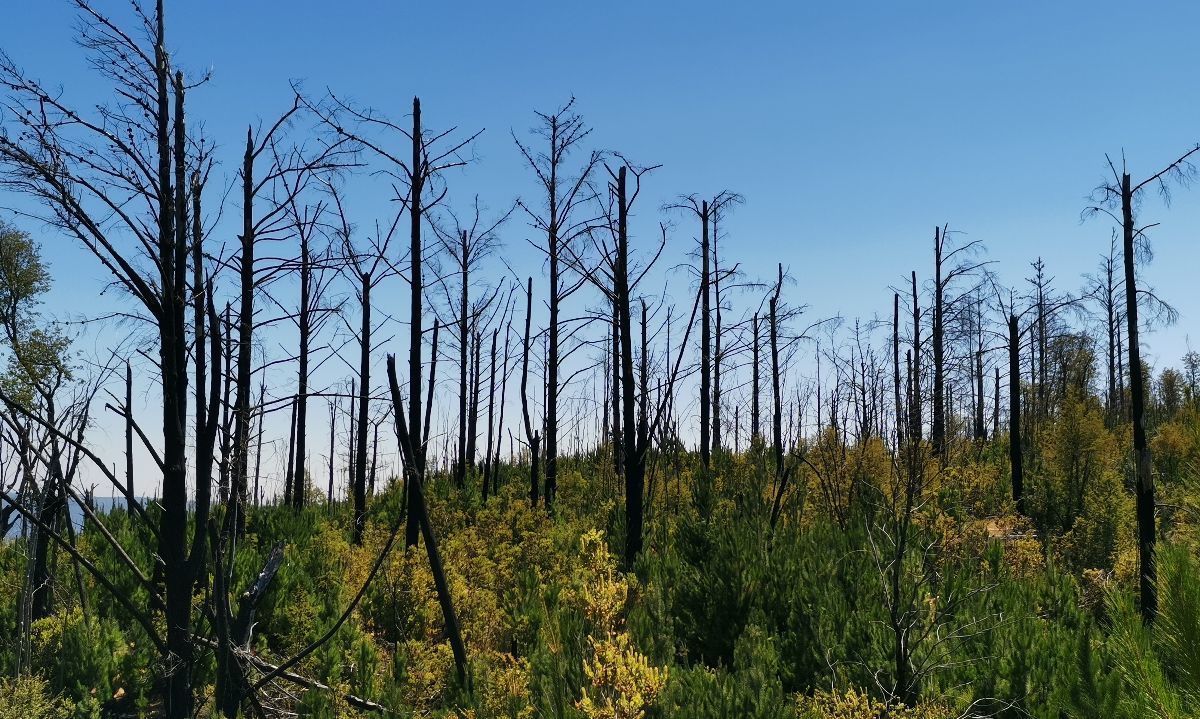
573,530,668,719
1030,390,1131,571
0,676,71,719
1153,407,1200,484
803,429,892,527
796,687,952,719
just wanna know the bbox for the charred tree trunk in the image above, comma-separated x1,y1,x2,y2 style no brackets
712,211,722,457
752,312,761,443
1122,172,1157,623
931,229,945,460
424,321,439,459
284,395,297,507
699,201,711,469
405,97,425,549
975,349,986,442
492,329,510,496
352,274,371,545
910,271,922,442
467,330,482,477
456,230,470,489
126,361,135,513
160,59,195,719
483,329,497,502
327,400,335,507
768,279,786,530
228,128,255,538
521,278,540,507
545,172,561,513
386,357,469,687
294,235,312,510
611,305,623,476
893,294,904,448
611,168,645,567
993,366,1000,438
1008,315,1023,514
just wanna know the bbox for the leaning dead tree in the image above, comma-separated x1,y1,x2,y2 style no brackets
1087,145,1200,623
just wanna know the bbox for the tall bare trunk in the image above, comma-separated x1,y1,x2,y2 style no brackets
699,201,711,469
352,274,371,544
405,97,425,548
1122,173,1157,623
1009,315,1023,514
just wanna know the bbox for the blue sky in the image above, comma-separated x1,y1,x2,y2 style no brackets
5,1,1200,494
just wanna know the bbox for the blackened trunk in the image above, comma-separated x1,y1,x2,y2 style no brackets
352,275,371,544
699,201,711,469
752,313,761,442
284,395,297,506
768,288,786,530
294,236,311,510
228,127,254,537
1122,173,1157,623
457,230,469,489
467,330,481,476
405,97,424,548
712,211,722,456
910,271,922,441
126,361,135,513
1008,315,1023,514
483,329,497,502
613,168,644,567
521,277,539,507
160,47,194,719
932,229,945,459
893,294,904,448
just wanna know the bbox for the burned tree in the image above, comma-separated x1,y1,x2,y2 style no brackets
432,198,511,490
1088,146,1200,623
515,99,602,510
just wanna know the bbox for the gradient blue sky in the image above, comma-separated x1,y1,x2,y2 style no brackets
5,1,1200,494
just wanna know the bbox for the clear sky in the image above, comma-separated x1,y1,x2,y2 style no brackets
5,1,1200,495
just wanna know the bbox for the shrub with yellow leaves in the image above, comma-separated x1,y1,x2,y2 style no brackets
567,530,669,719
796,687,952,719
578,633,668,719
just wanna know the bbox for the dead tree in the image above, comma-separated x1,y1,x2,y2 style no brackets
1008,313,1023,513
279,191,341,511
893,294,904,448
667,192,742,470
0,5,223,712
768,266,787,529
483,328,498,502
309,92,479,545
929,226,987,461
520,277,541,506
910,271,922,441
431,198,511,490
752,313,761,442
227,97,347,534
1088,146,1200,623
330,189,400,545
515,99,602,511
